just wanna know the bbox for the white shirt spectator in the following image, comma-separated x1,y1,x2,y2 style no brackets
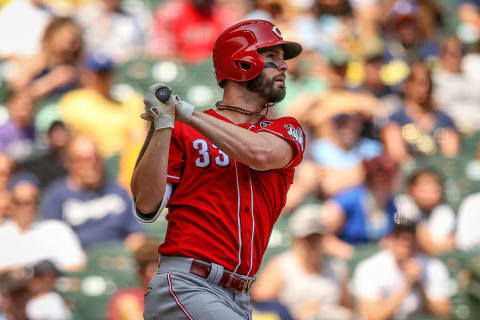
433,66,480,133
0,219,85,271
75,3,145,62
353,250,451,320
456,193,480,250
395,194,456,244
26,292,72,320
0,0,51,58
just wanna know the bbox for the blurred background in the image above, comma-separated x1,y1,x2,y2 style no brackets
1,0,480,319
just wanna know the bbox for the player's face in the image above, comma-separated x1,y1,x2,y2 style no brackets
248,46,288,103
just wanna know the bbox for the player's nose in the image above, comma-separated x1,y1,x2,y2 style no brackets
277,60,288,73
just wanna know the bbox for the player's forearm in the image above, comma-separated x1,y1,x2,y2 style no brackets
189,110,277,169
131,129,172,214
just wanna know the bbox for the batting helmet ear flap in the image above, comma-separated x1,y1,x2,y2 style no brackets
231,51,264,82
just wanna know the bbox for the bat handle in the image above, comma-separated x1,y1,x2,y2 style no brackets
155,87,171,103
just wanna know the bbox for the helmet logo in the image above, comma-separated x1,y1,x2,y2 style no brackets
272,26,283,39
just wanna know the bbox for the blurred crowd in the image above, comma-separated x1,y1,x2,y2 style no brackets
1,0,480,319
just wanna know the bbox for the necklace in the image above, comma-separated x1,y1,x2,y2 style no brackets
215,101,273,116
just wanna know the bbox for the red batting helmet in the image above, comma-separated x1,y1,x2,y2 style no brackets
212,20,302,86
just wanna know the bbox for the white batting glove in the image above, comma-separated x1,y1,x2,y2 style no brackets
173,95,196,124
143,83,175,130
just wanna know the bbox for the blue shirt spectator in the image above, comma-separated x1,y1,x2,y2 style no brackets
311,138,382,169
39,135,144,250
387,107,456,157
40,178,142,249
334,185,397,244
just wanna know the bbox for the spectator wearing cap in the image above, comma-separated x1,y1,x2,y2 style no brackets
20,121,70,189
40,136,145,250
0,173,86,272
381,0,441,68
353,218,451,320
58,52,146,172
381,62,460,162
319,154,398,260
251,204,352,320
0,92,36,162
26,260,72,320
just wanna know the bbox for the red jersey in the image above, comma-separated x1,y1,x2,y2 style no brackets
160,110,305,276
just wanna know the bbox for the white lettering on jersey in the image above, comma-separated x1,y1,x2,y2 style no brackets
63,194,127,226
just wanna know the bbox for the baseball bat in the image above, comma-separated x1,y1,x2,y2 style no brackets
134,87,172,169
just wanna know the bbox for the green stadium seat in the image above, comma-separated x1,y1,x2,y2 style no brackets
59,243,139,320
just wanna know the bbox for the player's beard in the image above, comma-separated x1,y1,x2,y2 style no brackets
247,71,286,103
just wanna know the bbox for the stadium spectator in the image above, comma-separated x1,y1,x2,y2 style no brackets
26,260,72,320
40,136,145,250
245,0,298,24
381,62,460,162
0,152,14,193
58,52,146,161
0,153,14,223
8,16,83,101
293,0,356,58
106,240,159,320
0,0,51,59
320,154,398,259
76,0,146,62
148,0,237,64
456,192,480,251
432,35,480,134
0,92,36,162
395,169,456,256
20,120,70,189
381,0,440,67
0,173,86,271
353,218,451,320
395,169,455,256
310,92,382,195
284,91,382,211
251,204,352,320
0,268,30,320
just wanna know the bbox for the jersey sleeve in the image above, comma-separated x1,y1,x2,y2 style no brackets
256,117,306,168
167,124,186,183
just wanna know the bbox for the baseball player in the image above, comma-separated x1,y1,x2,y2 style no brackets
131,19,305,319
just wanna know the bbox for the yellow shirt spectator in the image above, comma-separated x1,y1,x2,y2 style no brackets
59,88,145,159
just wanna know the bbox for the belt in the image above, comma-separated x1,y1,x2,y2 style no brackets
189,260,256,294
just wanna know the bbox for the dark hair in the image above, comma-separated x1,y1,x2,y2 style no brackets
407,168,443,188
47,120,67,135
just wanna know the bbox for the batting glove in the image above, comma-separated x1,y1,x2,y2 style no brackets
143,83,175,130
174,95,196,124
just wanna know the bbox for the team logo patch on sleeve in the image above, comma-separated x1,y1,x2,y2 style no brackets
260,121,273,128
284,124,304,151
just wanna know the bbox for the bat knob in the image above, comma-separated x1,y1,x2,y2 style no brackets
155,87,171,103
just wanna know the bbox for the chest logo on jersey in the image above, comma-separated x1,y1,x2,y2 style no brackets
284,124,304,151
260,121,273,128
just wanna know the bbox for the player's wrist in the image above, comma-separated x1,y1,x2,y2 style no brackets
175,96,195,124
153,113,174,130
